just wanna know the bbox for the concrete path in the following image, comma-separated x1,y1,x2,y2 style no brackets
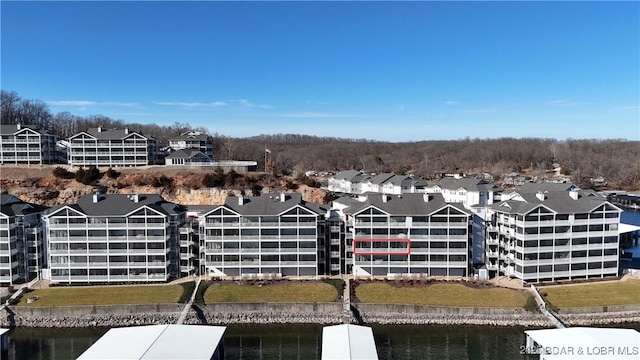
176,277,202,325
529,285,566,329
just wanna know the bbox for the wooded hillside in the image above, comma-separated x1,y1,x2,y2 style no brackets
3,90,639,190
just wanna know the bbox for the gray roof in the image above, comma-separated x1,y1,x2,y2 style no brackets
166,149,210,160
513,182,579,193
45,193,185,217
367,173,395,185
387,174,413,186
344,193,470,216
0,124,54,136
170,131,209,141
490,190,618,215
0,195,48,217
208,193,328,216
70,127,155,141
436,177,501,192
333,170,365,181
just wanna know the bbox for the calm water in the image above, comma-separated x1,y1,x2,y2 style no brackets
6,325,543,360
6,209,640,359
622,209,640,256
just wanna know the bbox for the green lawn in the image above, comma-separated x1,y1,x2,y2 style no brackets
204,282,339,303
542,280,640,308
18,285,184,306
355,282,527,308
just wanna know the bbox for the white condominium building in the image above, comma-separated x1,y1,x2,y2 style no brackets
340,193,472,278
168,131,213,159
68,127,157,167
0,195,47,285
426,177,502,212
487,184,622,284
201,193,329,278
42,193,185,284
0,124,60,165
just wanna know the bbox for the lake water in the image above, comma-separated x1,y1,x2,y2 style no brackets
5,209,640,360
621,209,640,256
3,325,551,360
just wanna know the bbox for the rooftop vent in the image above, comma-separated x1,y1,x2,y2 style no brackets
536,191,546,201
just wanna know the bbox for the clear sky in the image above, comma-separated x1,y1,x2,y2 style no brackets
2,1,639,142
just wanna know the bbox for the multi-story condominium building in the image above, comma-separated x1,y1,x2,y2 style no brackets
426,177,502,212
42,193,185,284
200,193,329,278
338,193,472,278
0,195,47,285
67,127,157,167
327,170,369,194
0,124,60,165
169,131,213,159
486,184,622,283
328,171,427,195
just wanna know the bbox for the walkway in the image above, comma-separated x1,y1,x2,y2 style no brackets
176,277,201,325
529,285,566,329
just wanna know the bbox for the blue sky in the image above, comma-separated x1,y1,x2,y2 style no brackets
2,1,639,142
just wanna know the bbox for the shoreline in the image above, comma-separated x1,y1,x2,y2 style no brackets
3,302,640,329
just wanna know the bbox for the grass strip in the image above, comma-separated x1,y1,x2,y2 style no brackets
19,285,183,306
204,282,338,303
542,279,640,308
355,282,527,308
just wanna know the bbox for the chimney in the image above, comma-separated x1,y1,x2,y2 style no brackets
382,194,388,203
97,126,102,133
125,128,129,134
569,189,580,200
92,193,101,203
16,123,21,130
536,191,546,201
423,193,430,203
132,194,140,203
280,193,286,202
238,195,244,206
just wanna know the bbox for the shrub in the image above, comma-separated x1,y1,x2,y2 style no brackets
202,167,225,187
225,170,241,187
151,175,172,188
52,166,73,179
105,167,121,179
75,166,100,185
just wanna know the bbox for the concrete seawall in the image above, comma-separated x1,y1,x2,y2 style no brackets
2,302,638,328
354,303,551,327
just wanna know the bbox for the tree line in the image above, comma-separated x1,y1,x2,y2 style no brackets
2,90,639,190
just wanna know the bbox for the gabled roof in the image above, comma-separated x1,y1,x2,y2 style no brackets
0,124,54,136
44,193,184,217
77,324,226,360
490,190,620,215
165,149,210,160
322,324,379,360
387,174,413,186
0,195,48,217
333,170,364,181
169,131,209,141
70,127,155,141
344,192,470,216
515,182,579,193
208,193,328,216
366,173,395,185
436,177,501,192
